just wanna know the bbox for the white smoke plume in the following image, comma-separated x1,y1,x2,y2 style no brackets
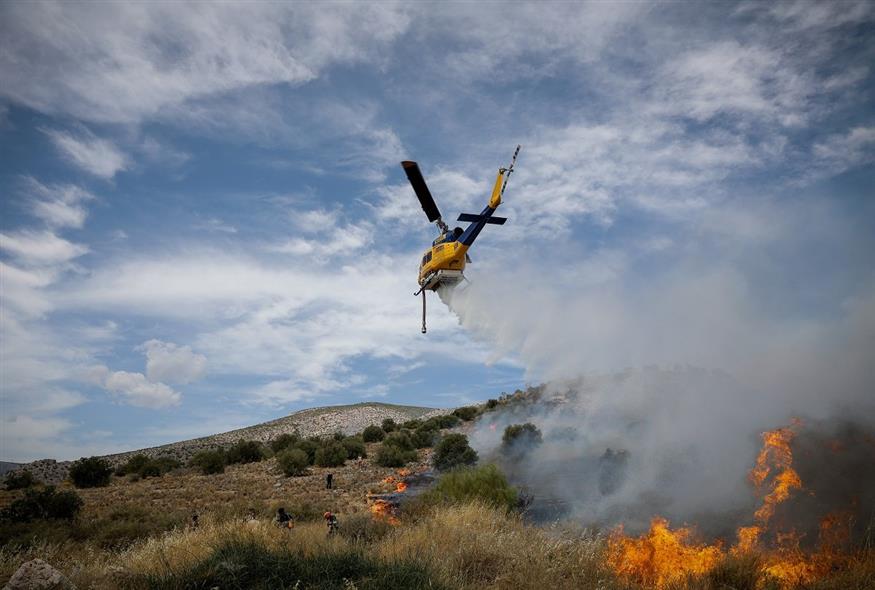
439,196,875,537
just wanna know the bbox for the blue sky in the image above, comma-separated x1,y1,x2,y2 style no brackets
1,2,873,462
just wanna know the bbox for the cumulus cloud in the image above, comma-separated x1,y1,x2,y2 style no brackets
140,340,207,385
99,369,181,409
42,128,129,179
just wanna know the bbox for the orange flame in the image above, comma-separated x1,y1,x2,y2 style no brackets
369,499,399,525
395,481,408,492
608,419,852,589
608,518,723,587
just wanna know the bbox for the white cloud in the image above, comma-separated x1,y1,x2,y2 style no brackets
102,370,181,409
0,229,88,265
0,2,410,124
140,340,207,385
43,128,129,179
813,126,875,174
22,176,95,228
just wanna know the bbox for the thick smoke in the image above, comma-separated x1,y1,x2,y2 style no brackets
438,199,875,540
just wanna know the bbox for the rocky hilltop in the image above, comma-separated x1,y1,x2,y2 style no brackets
18,402,447,484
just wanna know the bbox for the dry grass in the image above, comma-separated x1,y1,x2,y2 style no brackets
377,502,618,590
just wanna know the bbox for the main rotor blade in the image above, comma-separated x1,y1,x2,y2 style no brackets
401,161,442,223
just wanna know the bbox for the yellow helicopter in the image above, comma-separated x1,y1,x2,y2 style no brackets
401,145,520,333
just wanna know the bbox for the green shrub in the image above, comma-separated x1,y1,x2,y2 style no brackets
277,449,309,476
342,436,367,459
485,398,499,410
402,419,422,429
452,406,480,421
332,431,346,441
1,486,83,522
150,456,181,474
225,439,265,465
381,418,397,432
293,439,319,465
4,469,35,490
422,414,460,431
433,433,478,471
423,464,518,512
314,441,347,467
362,425,385,442
383,430,414,452
411,429,435,449
269,433,300,453
374,444,417,467
190,450,226,475
69,456,113,488
116,454,149,476
501,423,543,455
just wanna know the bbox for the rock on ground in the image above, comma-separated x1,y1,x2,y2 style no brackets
3,559,75,590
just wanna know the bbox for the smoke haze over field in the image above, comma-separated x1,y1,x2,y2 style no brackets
443,193,875,536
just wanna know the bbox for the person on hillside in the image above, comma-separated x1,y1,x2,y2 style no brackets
189,512,199,530
323,511,338,535
325,472,333,489
275,507,293,529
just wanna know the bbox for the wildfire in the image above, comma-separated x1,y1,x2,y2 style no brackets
608,419,854,589
395,481,408,492
369,499,400,525
608,518,723,587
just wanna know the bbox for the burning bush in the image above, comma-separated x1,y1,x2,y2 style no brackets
189,449,226,475
362,425,385,442
4,469,35,490
432,433,478,471
69,456,113,488
277,448,309,476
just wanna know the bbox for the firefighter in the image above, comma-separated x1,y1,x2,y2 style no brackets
323,511,338,535
275,507,293,529
326,472,333,489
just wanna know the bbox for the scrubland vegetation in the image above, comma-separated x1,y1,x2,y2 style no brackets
2,400,872,589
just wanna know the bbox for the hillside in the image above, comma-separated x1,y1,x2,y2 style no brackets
19,402,447,484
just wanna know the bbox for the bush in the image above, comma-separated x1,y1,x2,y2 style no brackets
342,436,367,459
485,398,499,410
69,456,113,488
1,486,83,522
277,449,309,476
225,439,265,465
402,419,422,430
293,439,319,465
422,414,460,431
423,464,518,511
270,433,300,453
374,444,417,468
452,406,480,421
433,433,478,471
190,450,226,475
501,423,543,455
314,441,347,467
4,469,35,490
411,429,435,449
116,454,150,476
150,456,181,474
362,425,385,442
383,430,414,452
381,418,397,433
332,431,346,441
